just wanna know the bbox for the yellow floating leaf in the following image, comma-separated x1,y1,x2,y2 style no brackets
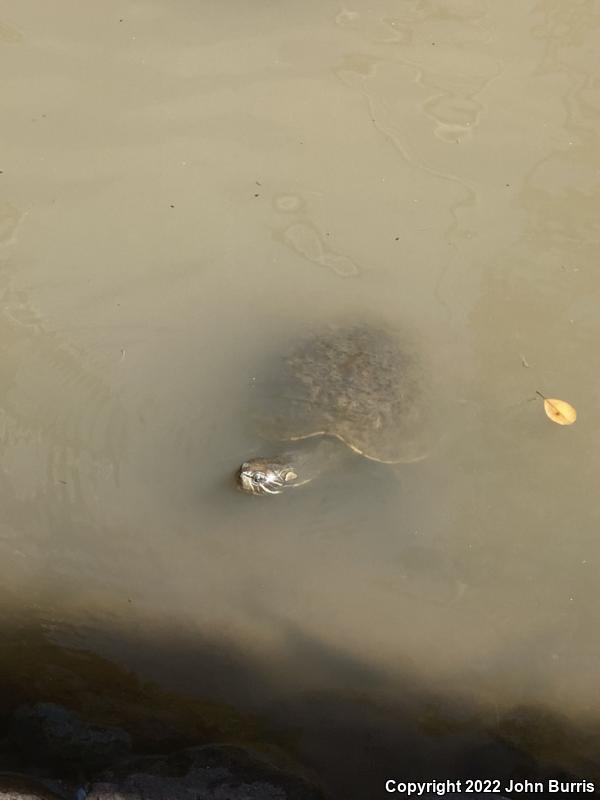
543,397,577,426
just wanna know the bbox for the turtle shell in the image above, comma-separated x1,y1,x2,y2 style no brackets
257,324,435,464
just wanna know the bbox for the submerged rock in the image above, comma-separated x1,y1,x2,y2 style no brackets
0,773,71,800
89,744,324,800
7,705,323,799
11,704,131,771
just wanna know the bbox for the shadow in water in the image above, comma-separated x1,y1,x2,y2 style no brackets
0,595,598,799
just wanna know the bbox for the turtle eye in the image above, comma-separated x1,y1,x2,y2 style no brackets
253,472,266,484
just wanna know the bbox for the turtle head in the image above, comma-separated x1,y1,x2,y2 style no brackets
237,458,298,496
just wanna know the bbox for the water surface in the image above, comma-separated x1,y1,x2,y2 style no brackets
1,1,599,795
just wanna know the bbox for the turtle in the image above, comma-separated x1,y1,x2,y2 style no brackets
237,323,436,496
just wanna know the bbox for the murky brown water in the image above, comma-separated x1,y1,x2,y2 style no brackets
1,0,600,795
